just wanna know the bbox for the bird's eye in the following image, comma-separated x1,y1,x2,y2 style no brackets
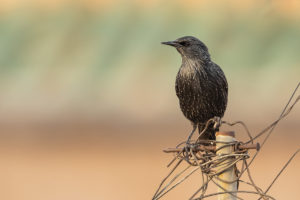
179,41,190,47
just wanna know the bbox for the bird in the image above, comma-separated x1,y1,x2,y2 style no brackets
162,36,228,140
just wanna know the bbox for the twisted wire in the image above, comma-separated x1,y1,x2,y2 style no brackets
152,82,300,200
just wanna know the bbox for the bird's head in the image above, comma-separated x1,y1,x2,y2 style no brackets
162,36,210,61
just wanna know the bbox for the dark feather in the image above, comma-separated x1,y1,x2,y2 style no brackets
163,36,228,140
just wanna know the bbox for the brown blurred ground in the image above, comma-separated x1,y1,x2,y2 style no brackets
0,122,299,200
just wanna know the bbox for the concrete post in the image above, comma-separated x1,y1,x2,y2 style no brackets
216,131,237,200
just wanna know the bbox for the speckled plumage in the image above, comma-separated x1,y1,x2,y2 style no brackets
162,36,228,140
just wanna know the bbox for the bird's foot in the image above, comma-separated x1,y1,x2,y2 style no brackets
184,124,197,154
186,124,197,145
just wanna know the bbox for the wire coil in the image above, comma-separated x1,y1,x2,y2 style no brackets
152,82,300,200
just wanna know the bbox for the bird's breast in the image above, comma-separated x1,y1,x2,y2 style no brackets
175,64,203,99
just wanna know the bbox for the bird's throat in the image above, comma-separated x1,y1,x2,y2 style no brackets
179,58,204,78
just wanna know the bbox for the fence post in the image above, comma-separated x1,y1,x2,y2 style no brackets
216,131,237,200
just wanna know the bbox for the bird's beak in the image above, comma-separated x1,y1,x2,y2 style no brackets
161,41,179,47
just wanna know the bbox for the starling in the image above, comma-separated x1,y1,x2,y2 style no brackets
162,36,228,140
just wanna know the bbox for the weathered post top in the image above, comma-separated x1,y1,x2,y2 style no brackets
216,131,235,137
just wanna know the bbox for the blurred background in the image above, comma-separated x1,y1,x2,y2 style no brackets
0,0,299,199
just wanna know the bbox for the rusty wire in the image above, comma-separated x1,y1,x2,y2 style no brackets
152,82,300,200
